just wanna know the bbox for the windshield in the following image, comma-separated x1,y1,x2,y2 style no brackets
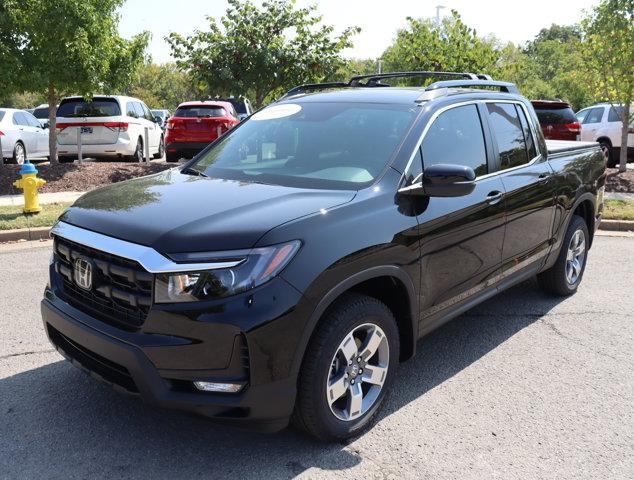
33,107,49,119
175,106,225,118
57,98,121,117
190,102,418,190
534,106,577,125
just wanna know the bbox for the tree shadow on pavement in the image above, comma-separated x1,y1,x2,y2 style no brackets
0,279,566,479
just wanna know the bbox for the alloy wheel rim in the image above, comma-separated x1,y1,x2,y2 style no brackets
15,144,25,164
565,229,586,285
326,323,389,422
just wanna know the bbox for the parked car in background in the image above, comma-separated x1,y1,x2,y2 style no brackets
32,104,51,128
25,108,35,115
217,97,253,120
165,101,240,162
151,109,171,129
576,103,634,167
43,72,605,441
56,95,164,163
0,108,49,164
531,100,581,141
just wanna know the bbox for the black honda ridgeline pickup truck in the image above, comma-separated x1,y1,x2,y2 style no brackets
42,72,605,441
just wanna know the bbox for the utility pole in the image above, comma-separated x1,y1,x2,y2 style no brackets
435,5,445,25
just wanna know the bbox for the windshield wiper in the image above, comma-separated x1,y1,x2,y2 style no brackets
181,166,208,177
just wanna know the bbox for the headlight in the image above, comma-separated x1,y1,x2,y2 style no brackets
154,241,301,303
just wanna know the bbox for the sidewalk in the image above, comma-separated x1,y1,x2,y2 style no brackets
605,191,634,201
0,191,85,207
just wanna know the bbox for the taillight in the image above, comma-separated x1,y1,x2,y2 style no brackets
103,122,128,132
0,131,4,136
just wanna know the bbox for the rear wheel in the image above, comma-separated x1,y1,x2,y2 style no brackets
166,151,180,163
538,215,589,296
12,142,25,165
153,136,164,159
293,293,399,441
600,140,615,167
127,138,143,162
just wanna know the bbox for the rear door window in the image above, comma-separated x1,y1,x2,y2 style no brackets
57,98,121,117
486,102,529,170
140,103,155,121
175,106,226,118
132,102,145,119
12,112,28,126
24,112,42,128
421,104,488,177
583,108,604,124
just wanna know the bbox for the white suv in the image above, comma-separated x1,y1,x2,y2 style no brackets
576,103,633,167
56,95,164,163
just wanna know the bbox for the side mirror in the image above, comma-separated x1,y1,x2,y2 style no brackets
399,164,476,197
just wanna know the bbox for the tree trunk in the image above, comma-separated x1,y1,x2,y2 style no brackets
618,102,630,173
47,84,58,164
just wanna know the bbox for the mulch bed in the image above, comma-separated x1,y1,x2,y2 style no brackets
605,168,634,193
0,161,173,196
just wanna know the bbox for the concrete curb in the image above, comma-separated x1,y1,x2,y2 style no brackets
598,220,634,232
0,227,50,243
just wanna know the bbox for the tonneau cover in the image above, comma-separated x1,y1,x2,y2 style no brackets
546,139,598,154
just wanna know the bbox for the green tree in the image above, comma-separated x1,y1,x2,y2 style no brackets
0,0,149,163
167,0,359,108
381,11,500,80
125,62,202,111
582,0,634,172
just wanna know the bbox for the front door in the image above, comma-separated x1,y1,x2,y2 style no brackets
414,103,507,332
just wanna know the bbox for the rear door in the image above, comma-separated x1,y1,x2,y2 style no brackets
580,107,605,142
56,97,122,145
485,101,555,276
23,111,48,155
416,103,507,325
139,102,161,150
12,112,38,155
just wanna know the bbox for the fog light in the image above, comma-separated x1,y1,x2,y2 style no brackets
193,381,244,393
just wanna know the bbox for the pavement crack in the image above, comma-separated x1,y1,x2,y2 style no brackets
539,318,622,362
0,348,55,360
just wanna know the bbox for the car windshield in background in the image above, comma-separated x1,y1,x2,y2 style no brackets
33,107,49,119
534,106,577,125
230,101,247,114
190,102,419,190
151,110,166,119
57,98,121,117
175,106,226,118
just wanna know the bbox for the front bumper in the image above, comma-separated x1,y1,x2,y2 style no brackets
41,275,303,431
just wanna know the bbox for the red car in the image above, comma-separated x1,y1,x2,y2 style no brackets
165,101,240,162
531,100,581,141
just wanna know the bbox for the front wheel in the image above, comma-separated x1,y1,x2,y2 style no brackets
538,215,589,296
12,142,26,165
293,293,399,441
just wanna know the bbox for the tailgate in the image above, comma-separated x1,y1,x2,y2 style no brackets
168,117,227,142
56,117,124,145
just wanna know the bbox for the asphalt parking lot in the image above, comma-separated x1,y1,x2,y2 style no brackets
1,235,632,479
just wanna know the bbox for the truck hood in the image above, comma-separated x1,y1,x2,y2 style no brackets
60,168,355,253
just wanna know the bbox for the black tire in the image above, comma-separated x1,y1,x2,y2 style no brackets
600,140,615,168
166,151,180,163
293,293,399,441
58,156,75,163
538,215,589,296
127,138,143,162
153,136,164,159
12,141,26,165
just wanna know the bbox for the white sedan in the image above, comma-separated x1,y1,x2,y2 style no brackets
0,108,49,164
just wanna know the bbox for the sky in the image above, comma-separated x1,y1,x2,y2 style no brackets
118,0,600,64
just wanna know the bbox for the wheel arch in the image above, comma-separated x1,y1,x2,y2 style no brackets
571,195,596,248
291,266,418,376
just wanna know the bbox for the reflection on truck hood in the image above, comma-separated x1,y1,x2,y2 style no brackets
60,168,356,253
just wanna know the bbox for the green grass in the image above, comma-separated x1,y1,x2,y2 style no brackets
0,202,71,231
603,199,634,221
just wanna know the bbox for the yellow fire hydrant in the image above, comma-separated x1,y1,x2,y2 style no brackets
13,160,46,213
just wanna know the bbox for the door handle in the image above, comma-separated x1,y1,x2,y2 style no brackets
486,191,503,205
538,172,552,181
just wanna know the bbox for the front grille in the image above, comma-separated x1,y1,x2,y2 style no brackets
48,324,139,394
53,235,152,330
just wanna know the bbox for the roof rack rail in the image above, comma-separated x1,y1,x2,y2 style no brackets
348,71,479,87
282,82,350,98
425,80,519,94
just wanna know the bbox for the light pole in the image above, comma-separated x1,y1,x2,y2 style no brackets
435,5,445,25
